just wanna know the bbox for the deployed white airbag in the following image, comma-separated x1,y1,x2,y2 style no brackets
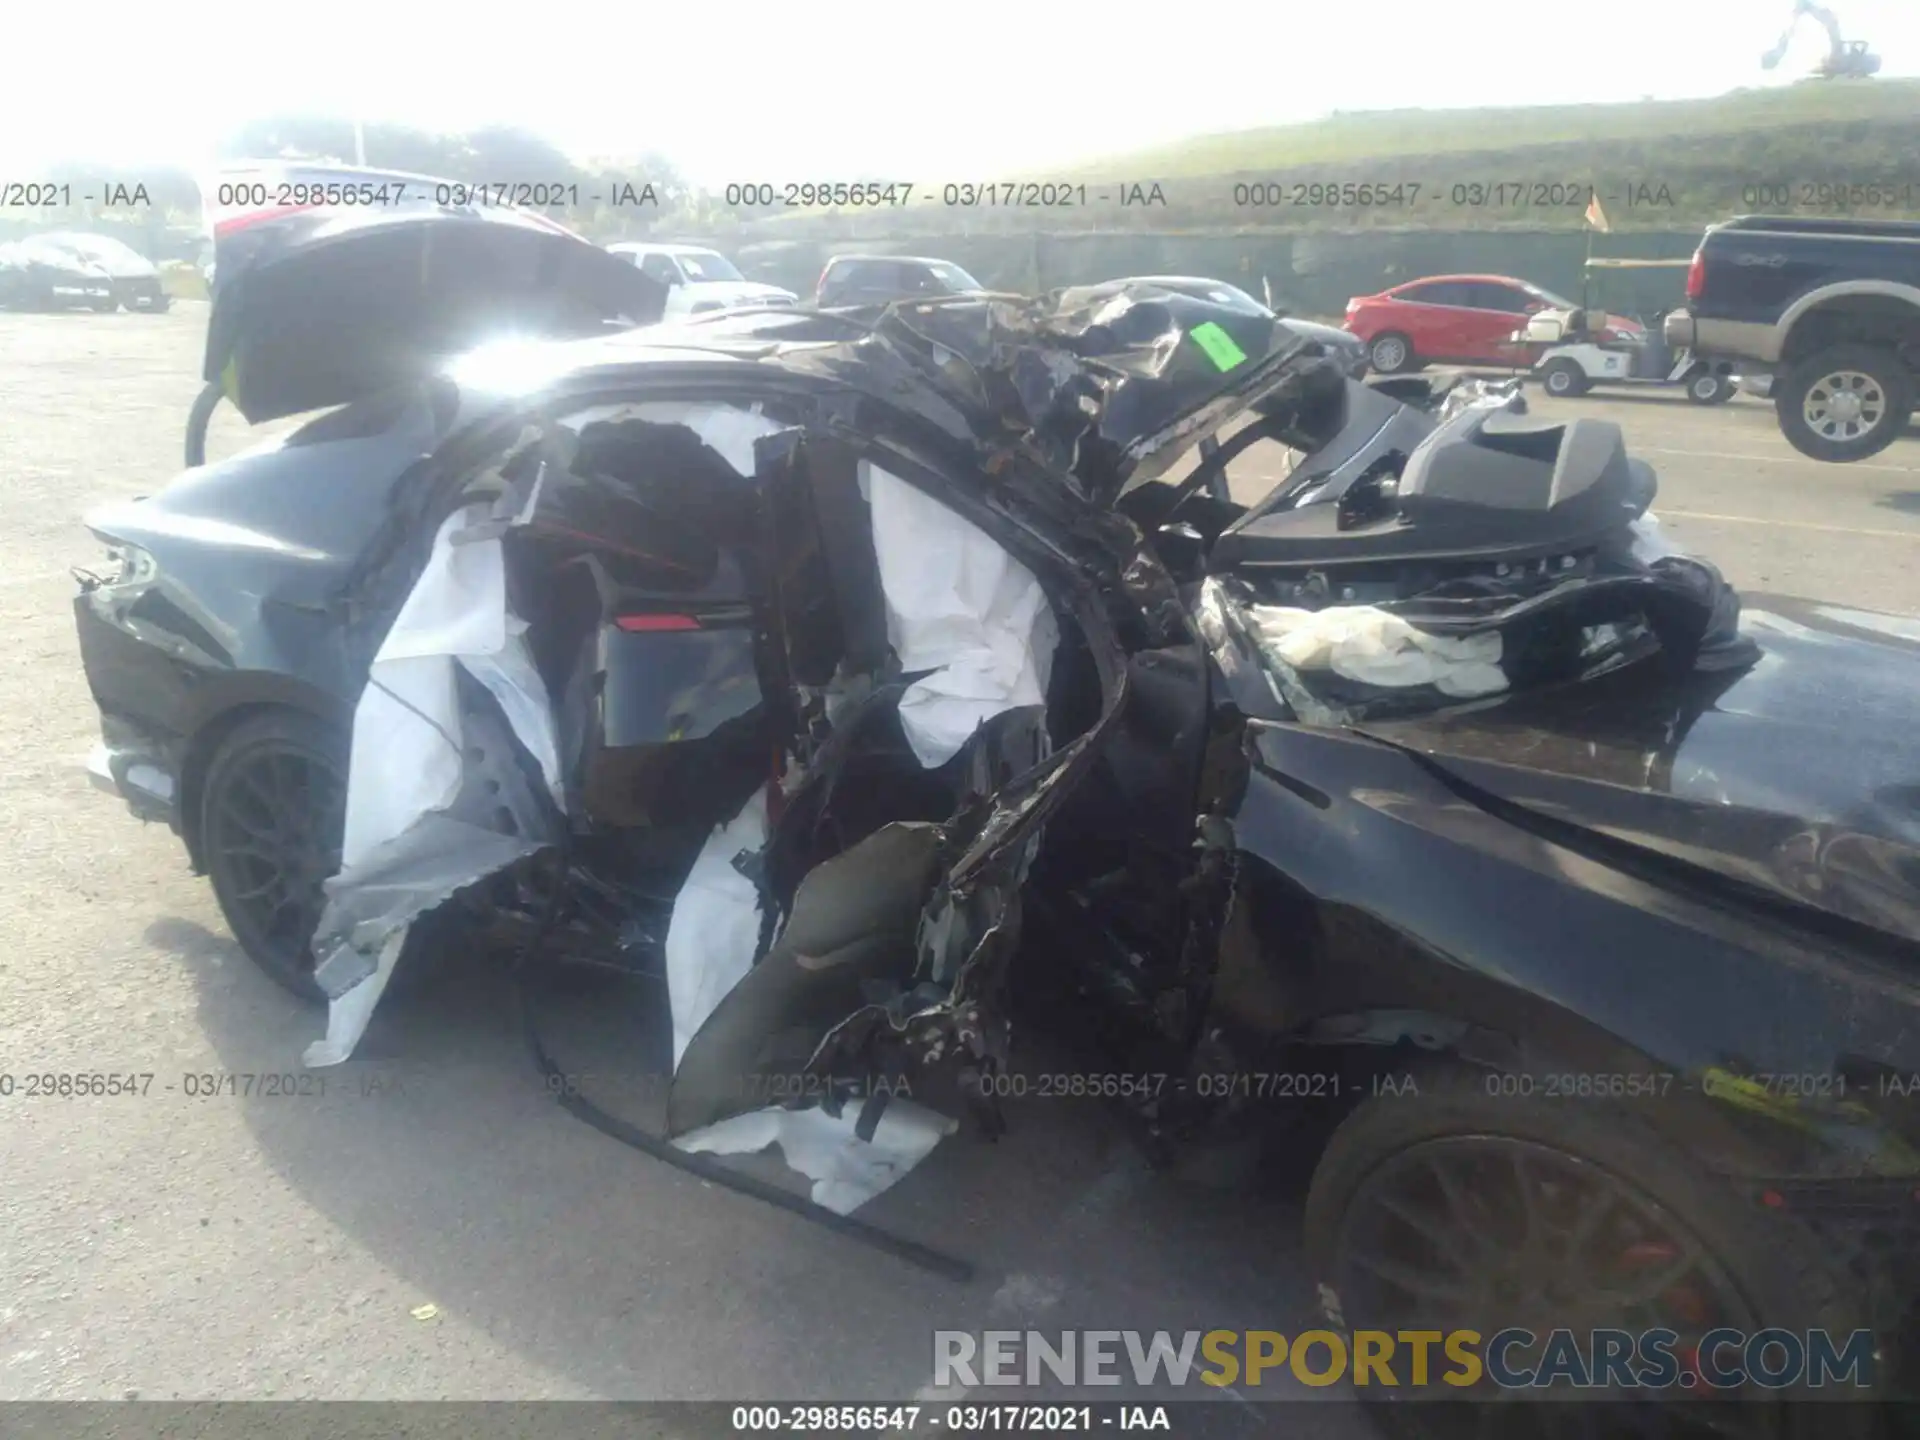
1248,603,1508,698
663,789,771,1070
676,1099,959,1216
310,404,1057,1214
663,459,1058,1210
861,461,1058,768
307,501,565,1067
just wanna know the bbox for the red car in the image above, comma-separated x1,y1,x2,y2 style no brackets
1344,273,1642,373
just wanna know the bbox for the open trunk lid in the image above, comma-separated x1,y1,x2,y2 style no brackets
205,205,667,424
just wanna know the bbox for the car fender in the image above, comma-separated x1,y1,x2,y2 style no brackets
173,675,358,871
1777,279,1920,363
1206,720,1920,1175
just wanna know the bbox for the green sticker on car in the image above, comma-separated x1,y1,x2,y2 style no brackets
1190,321,1248,372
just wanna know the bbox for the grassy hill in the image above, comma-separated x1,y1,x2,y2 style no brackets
739,80,1920,240
1065,80,1920,179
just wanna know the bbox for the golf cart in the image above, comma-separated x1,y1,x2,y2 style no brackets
1520,258,1734,404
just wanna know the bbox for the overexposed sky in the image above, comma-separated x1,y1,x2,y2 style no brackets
4,0,1916,184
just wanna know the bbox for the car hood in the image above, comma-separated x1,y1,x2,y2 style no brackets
5,249,106,281
75,251,157,279
1358,595,1920,945
683,280,796,304
206,207,668,424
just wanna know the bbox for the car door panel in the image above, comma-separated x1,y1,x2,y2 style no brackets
1404,282,1467,360
1463,282,1534,364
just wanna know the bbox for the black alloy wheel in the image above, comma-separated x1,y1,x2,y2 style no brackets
1304,1082,1878,1440
1333,1137,1778,1437
200,711,348,1000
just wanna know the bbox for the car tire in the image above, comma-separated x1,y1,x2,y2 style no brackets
1368,332,1419,374
1302,1073,1878,1433
199,709,465,1005
1775,343,1913,463
1539,357,1590,397
184,380,223,469
200,710,350,1002
1686,367,1732,405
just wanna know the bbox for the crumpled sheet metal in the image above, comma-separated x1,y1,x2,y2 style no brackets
1247,604,1509,699
790,285,1301,503
308,395,1056,1213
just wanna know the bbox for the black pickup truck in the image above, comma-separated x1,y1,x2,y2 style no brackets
1663,214,1920,461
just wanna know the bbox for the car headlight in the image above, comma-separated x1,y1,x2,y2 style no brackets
96,540,155,588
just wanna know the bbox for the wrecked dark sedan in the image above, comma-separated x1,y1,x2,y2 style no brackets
33,232,171,312
0,236,118,311
72,208,1920,1432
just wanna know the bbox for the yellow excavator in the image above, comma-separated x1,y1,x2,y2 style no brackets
1761,0,1881,78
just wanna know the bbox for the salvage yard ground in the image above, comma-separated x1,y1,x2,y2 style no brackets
1,306,1916,1413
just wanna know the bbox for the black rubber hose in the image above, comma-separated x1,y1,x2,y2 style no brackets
184,380,223,469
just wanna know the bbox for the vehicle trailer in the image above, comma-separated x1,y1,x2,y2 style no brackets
1665,213,1920,461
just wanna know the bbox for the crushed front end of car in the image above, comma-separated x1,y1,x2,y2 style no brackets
293,285,1320,1227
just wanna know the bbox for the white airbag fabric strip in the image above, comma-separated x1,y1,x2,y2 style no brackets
306,502,564,1066
860,461,1058,767
664,790,770,1070
676,1101,958,1216
1247,603,1508,698
661,460,1059,1210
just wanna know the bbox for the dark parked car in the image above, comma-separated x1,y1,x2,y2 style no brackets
73,208,1920,1431
0,237,117,311
814,253,985,306
1665,214,1920,462
33,232,171,312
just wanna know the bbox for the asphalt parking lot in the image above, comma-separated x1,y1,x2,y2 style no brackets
1,306,1916,1415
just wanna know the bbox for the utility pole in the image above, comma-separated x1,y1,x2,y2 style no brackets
353,119,367,167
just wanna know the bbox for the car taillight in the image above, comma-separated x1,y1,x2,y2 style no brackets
815,266,832,298
1685,249,1705,301
614,613,701,632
